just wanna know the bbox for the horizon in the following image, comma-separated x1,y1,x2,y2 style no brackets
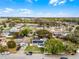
0,16,79,18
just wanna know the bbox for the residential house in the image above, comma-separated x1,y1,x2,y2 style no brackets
32,38,47,47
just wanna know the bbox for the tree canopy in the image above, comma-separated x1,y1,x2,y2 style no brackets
0,45,5,53
20,28,31,37
36,29,52,38
44,38,65,54
66,26,79,44
7,41,16,49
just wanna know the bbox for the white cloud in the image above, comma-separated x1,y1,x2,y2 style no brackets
53,11,75,17
0,8,78,17
32,11,78,17
0,8,14,14
26,0,38,3
59,0,66,5
18,9,32,14
3,8,14,13
54,12,69,17
49,0,58,6
34,0,38,2
33,12,53,17
49,0,74,6
17,9,32,17
69,0,74,2
0,8,32,17
27,0,33,3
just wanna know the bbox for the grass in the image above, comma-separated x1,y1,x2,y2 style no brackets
25,45,41,53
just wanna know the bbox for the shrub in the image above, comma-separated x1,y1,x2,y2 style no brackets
0,45,5,53
7,41,16,49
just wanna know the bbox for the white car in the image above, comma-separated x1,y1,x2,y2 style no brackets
1,52,10,55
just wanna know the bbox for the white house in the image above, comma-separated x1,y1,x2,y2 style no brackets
10,27,20,32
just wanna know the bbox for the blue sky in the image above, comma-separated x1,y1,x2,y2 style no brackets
0,0,79,17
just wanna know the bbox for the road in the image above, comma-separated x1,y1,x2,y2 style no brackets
0,46,79,59
0,53,79,59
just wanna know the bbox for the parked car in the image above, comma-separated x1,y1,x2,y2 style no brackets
25,52,33,55
60,57,68,59
71,50,76,55
16,45,21,51
1,52,10,55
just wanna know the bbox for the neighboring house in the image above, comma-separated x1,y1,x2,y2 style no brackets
20,42,28,47
26,24,39,27
9,27,20,33
15,37,29,47
53,31,69,38
2,30,10,37
0,37,5,42
32,38,47,47
9,23,24,33
15,23,24,29
15,38,25,47
0,41,7,46
0,37,7,46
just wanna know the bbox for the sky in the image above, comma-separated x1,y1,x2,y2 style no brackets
0,0,79,17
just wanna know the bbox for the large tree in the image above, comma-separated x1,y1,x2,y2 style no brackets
44,38,65,54
36,29,52,38
20,28,31,37
66,26,79,44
